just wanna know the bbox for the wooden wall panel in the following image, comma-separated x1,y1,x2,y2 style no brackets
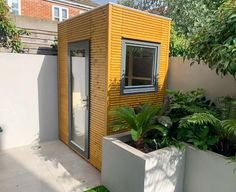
58,6,108,170
107,4,171,134
58,3,171,170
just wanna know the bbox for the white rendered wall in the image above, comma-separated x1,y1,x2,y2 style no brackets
0,53,58,150
168,57,236,101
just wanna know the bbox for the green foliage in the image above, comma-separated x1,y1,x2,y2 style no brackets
166,0,223,37
170,27,189,57
109,104,165,142
0,0,28,52
50,38,58,55
166,89,219,122
220,119,236,139
84,186,109,192
109,89,235,157
177,113,220,150
167,89,236,157
217,96,236,119
186,0,236,77
0,126,2,132
117,0,166,12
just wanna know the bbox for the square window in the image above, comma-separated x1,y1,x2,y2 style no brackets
121,40,160,94
53,6,69,22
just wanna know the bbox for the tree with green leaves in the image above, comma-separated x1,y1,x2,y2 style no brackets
186,0,236,77
0,0,27,52
117,0,166,12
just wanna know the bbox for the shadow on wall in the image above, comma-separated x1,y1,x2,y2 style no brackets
37,56,59,144
144,147,185,192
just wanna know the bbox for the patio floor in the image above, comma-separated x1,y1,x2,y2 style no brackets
0,140,101,192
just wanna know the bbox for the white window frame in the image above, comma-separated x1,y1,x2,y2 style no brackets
52,5,69,22
121,39,160,95
7,0,21,15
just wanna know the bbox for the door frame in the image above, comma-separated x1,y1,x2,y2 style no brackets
68,40,90,159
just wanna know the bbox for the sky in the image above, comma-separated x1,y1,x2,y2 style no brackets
93,0,117,5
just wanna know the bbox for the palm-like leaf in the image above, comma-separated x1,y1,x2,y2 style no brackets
109,104,163,141
109,107,137,131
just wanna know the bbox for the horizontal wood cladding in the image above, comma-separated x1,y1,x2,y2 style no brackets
58,6,108,170
107,5,171,134
58,3,170,171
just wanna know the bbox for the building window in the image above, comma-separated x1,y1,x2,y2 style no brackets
7,0,21,15
121,39,160,95
52,5,69,22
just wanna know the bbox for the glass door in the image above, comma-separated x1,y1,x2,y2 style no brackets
68,40,89,159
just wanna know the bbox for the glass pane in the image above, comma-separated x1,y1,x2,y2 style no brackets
125,45,155,86
62,9,68,19
54,7,59,17
12,0,19,15
71,48,87,150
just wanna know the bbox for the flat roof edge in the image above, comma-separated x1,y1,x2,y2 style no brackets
59,2,172,25
109,2,172,21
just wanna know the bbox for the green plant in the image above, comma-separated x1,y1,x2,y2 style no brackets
170,26,189,57
109,104,167,149
166,89,219,122
218,96,236,119
0,0,28,52
0,126,2,132
84,185,109,192
176,111,236,157
177,113,220,150
186,0,236,77
215,119,236,156
50,38,58,55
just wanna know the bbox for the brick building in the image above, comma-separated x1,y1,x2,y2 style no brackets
7,0,98,21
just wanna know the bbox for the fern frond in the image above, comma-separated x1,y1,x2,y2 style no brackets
179,113,220,129
221,119,236,138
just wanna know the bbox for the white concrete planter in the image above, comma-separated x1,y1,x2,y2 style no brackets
102,132,185,192
184,145,236,192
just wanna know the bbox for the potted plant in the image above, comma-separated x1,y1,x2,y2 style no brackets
178,112,236,192
102,104,185,192
167,90,236,192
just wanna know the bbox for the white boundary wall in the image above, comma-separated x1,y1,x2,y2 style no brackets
168,57,236,101
0,53,58,150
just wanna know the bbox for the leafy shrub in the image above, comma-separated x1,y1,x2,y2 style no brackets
215,119,236,156
109,104,167,150
177,113,220,150
0,0,28,52
217,96,236,119
166,89,219,122
166,89,236,157
109,89,236,158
